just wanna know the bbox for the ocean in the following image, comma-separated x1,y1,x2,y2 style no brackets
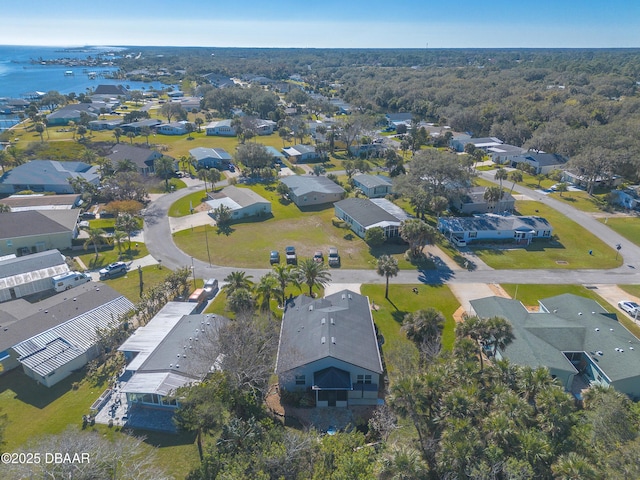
0,45,171,131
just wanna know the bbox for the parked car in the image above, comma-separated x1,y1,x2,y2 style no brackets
328,247,340,267
270,250,280,264
313,251,324,263
618,300,640,316
99,261,127,278
203,278,219,299
451,236,467,247
285,246,297,265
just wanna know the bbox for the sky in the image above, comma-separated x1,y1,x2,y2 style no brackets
1,0,639,49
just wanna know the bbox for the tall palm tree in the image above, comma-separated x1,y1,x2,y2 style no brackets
494,167,508,190
272,263,299,307
113,127,123,144
484,185,504,211
83,228,106,262
112,230,127,256
154,156,176,191
207,168,222,192
508,170,523,196
255,273,279,318
376,254,399,299
222,271,254,296
115,213,139,251
295,258,331,297
197,168,209,192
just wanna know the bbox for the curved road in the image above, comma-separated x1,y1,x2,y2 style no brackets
143,178,640,286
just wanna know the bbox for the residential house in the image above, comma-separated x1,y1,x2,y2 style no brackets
265,146,285,164
385,112,413,129
119,303,227,424
156,121,190,135
280,175,345,207
46,102,107,126
0,160,99,195
275,290,383,407
0,283,133,385
334,197,411,239
352,174,393,198
0,249,69,303
205,119,236,136
329,98,352,115
120,118,162,134
107,144,164,176
453,186,516,214
282,145,319,163
349,143,386,158
255,119,277,135
470,294,640,399
88,119,122,131
438,213,552,245
450,134,504,152
91,84,130,99
488,144,527,165
0,194,80,212
206,186,272,220
202,73,234,88
510,152,569,175
190,147,232,170
611,186,640,210
561,170,624,190
0,210,80,256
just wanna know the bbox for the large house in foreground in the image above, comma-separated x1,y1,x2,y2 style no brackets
275,290,383,407
0,249,69,302
0,160,99,195
280,175,345,207
334,197,410,239
470,294,640,399
0,210,80,256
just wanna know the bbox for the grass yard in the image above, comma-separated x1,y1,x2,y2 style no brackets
547,190,609,213
173,184,419,270
75,243,149,270
597,215,640,247
168,189,208,217
471,201,621,269
619,284,640,299
361,283,460,378
101,264,174,303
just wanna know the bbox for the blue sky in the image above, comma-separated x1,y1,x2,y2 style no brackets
1,0,639,48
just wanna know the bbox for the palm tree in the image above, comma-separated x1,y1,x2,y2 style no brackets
197,168,209,192
194,117,204,133
494,167,508,190
556,182,568,197
112,230,127,256
296,258,331,297
115,213,139,251
207,168,222,191
508,170,523,196
140,125,152,145
400,219,436,257
402,308,445,352
272,263,299,307
483,185,504,211
83,227,107,262
376,255,399,299
154,156,176,191
126,131,136,144
113,127,123,144
222,271,254,296
255,273,279,318
226,288,255,317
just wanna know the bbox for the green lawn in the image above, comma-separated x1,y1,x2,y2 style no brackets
168,189,208,217
147,177,187,194
361,283,460,379
598,216,640,248
619,285,640,298
101,264,174,303
75,243,149,270
471,201,622,269
547,190,609,213
173,184,419,270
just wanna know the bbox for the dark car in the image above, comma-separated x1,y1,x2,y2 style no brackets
285,246,297,265
99,261,127,278
270,250,280,264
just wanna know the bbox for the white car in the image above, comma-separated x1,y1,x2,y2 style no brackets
618,300,640,316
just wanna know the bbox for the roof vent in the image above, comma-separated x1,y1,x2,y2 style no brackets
321,318,326,325
176,364,180,368
170,364,173,367
330,318,335,325
610,328,614,332
342,294,346,299
321,336,326,344
630,347,635,350
331,337,336,344
596,351,603,356
348,294,352,299
578,312,583,315
594,328,600,332
309,305,314,311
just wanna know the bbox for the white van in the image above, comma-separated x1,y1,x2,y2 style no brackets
52,272,91,292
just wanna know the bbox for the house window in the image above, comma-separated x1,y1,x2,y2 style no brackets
295,375,306,385
542,230,551,237
356,374,372,384
6,240,12,247
468,232,477,238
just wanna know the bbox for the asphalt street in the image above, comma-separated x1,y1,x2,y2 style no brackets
143,176,640,287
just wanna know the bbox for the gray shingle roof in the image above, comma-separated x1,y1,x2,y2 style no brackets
280,175,345,196
207,186,270,209
0,250,66,279
0,160,99,188
189,147,232,161
514,152,569,167
0,210,78,240
353,174,392,189
276,290,383,375
334,197,409,228
439,214,551,233
108,144,162,169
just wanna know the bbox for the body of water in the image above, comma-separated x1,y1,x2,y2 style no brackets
0,45,173,132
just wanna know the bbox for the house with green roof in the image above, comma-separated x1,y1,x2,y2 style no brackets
470,294,640,399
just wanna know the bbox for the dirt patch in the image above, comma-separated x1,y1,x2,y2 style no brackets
488,284,511,298
194,202,209,213
453,306,467,323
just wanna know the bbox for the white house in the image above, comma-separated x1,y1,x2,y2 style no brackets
334,197,410,239
438,213,552,245
275,290,383,407
205,119,236,136
352,174,393,198
156,121,190,135
0,249,69,303
206,186,272,220
611,186,640,210
282,145,319,163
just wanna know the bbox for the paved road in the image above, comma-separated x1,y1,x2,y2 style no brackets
143,176,640,286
